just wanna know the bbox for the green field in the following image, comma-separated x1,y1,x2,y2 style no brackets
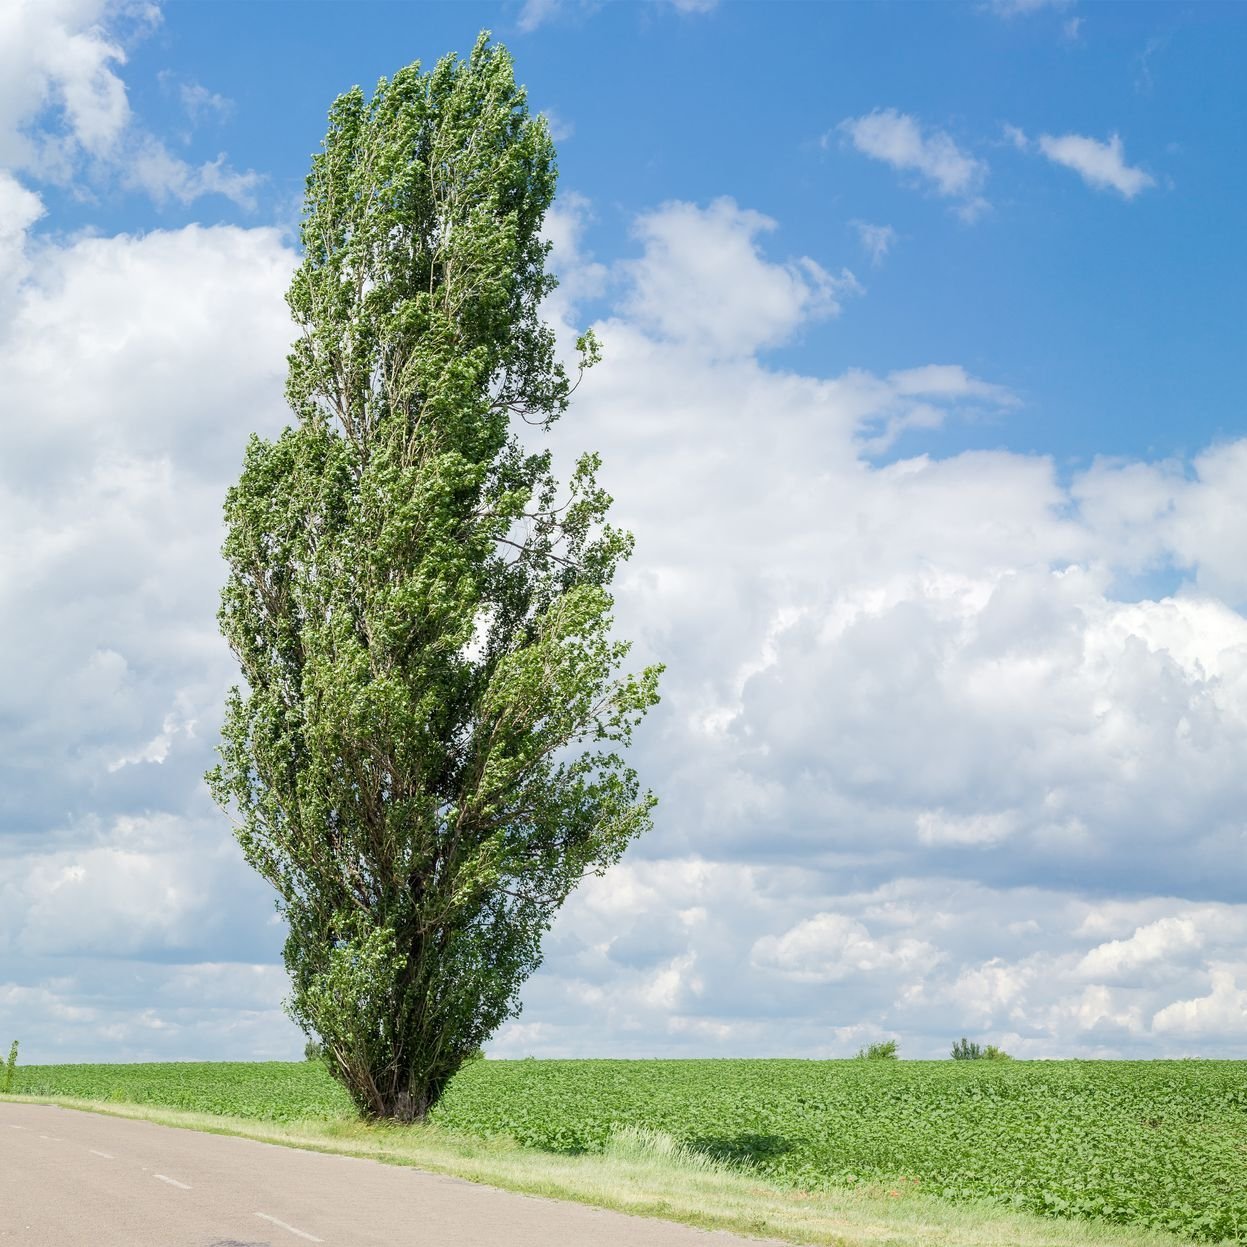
12,1058,1247,1243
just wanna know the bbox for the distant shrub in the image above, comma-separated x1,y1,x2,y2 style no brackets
303,1040,325,1063
3,1040,18,1092
950,1037,983,1060
983,1045,1013,1061
855,1039,899,1060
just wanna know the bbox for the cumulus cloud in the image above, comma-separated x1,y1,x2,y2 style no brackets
0,27,1239,1063
0,0,133,167
0,217,293,828
0,180,296,1056
495,869,1247,1059
1152,966,1247,1039
0,172,44,318
1076,916,1204,983
1037,132,1155,199
0,0,258,207
621,197,861,358
485,194,1247,1059
752,913,939,983
838,109,988,219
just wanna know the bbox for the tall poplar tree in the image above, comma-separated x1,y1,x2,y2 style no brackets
208,34,662,1122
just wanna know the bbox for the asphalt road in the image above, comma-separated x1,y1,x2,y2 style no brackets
0,1101,771,1246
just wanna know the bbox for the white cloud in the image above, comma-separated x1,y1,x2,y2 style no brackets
125,138,262,208
1152,965,1247,1038
1037,132,1155,199
499,866,1247,1058
177,79,232,124
517,0,566,33
852,220,896,266
0,172,44,317
518,0,715,29
540,108,574,142
543,192,608,309
0,0,132,167
0,107,1242,1060
839,109,989,219
1077,916,1204,982
1073,442,1247,603
983,0,1074,15
948,958,1031,1025
0,198,296,1057
488,193,1247,1057
1002,123,1030,151
621,197,860,358
0,0,258,207
0,962,293,1063
20,844,212,957
108,704,197,772
752,913,939,983
916,809,1018,847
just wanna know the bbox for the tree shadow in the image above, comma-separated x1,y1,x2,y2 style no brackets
688,1131,794,1170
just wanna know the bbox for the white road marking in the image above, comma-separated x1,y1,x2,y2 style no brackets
88,1149,114,1159
255,1212,323,1242
153,1174,191,1190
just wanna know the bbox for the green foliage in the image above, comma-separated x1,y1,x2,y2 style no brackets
854,1039,898,1060
951,1037,983,1060
983,1044,1013,1061
11,1062,352,1120
430,1059,1247,1243
207,32,661,1123
2,1041,16,1093
14,1058,1247,1242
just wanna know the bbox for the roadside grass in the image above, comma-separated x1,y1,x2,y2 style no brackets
13,1094,1198,1247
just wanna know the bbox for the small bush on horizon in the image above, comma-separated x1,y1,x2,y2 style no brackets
951,1038,1014,1060
855,1039,899,1060
3,1040,18,1092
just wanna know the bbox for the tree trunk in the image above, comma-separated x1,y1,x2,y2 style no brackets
377,1080,440,1123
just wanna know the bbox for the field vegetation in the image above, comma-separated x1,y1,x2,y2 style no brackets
9,1058,1245,1244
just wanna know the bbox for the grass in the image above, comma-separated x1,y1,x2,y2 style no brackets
9,1093,1199,1247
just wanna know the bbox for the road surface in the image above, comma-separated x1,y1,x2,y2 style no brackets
0,1101,774,1246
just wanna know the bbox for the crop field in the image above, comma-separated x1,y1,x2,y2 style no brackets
13,1058,1247,1243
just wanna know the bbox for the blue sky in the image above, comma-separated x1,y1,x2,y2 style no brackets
4,0,1247,1063
49,2,1247,466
